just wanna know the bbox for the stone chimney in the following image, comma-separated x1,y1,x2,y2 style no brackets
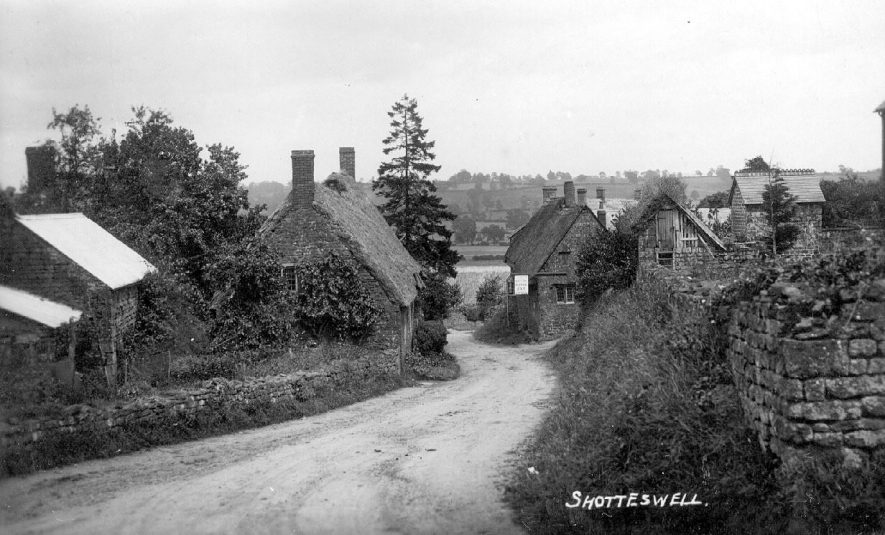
576,188,587,206
339,147,355,179
542,186,557,204
596,187,606,203
25,146,55,194
597,210,607,229
291,150,315,210
563,181,575,207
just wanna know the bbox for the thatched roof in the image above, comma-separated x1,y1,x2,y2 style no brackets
261,173,421,306
729,174,826,205
633,193,726,252
505,198,603,276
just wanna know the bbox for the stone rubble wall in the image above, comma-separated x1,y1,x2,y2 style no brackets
0,349,399,450
726,287,885,462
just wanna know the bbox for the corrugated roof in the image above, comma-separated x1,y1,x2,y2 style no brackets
16,213,156,290
634,194,727,252
505,198,604,275
261,174,422,306
0,285,82,328
730,175,826,205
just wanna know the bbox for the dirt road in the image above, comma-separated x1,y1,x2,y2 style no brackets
0,332,557,535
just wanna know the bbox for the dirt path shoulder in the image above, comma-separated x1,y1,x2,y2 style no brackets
0,331,557,535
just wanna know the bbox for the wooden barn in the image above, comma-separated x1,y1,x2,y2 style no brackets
259,148,422,367
634,193,726,271
504,181,605,340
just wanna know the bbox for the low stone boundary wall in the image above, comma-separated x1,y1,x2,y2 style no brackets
726,288,885,463
1,350,398,450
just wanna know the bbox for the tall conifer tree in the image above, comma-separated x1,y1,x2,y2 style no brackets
374,94,460,278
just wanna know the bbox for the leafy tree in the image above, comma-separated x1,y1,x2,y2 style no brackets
715,165,731,179
417,272,463,321
453,215,477,244
820,173,884,227
761,170,800,254
576,229,638,308
480,224,506,244
698,191,730,208
639,174,687,204
743,156,771,172
624,170,639,184
374,94,460,278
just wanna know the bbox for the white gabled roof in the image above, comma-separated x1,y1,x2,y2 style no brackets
16,213,156,290
732,175,826,205
0,285,82,328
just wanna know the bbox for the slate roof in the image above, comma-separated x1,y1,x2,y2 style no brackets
261,173,421,306
16,213,156,290
505,198,603,276
0,285,82,328
634,194,727,252
729,175,826,205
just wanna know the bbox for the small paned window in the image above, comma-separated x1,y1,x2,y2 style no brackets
282,265,299,293
555,284,576,304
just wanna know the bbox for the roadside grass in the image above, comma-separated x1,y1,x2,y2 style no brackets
473,308,534,345
506,280,785,534
507,277,885,534
1,368,404,478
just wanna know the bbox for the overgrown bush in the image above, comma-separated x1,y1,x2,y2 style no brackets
475,274,503,320
575,228,637,307
414,320,447,355
292,252,381,342
417,271,463,320
473,308,535,345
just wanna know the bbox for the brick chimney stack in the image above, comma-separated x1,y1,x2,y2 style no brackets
291,150,315,210
597,210,607,229
339,147,355,179
564,181,575,207
577,188,587,206
596,187,606,203
542,186,557,204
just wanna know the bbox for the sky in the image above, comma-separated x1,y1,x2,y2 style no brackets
1,0,884,190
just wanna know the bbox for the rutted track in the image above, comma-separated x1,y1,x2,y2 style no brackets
0,331,557,535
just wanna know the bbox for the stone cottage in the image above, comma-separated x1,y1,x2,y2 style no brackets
633,193,726,274
729,170,826,248
504,181,605,340
0,211,156,386
259,148,422,367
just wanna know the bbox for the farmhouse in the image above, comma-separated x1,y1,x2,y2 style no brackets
0,211,156,386
728,169,826,248
633,193,726,273
260,148,422,364
505,181,605,340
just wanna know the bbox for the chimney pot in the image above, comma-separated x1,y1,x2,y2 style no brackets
576,188,587,206
291,150,315,210
339,147,355,179
564,181,575,208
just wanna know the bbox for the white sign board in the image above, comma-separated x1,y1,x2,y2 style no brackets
513,275,529,295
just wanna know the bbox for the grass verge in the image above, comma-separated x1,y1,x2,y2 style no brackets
506,278,885,534
474,308,535,345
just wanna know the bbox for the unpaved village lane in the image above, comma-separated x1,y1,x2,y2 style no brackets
0,332,557,535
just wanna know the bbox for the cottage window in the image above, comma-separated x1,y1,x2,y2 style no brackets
555,284,575,304
281,265,299,293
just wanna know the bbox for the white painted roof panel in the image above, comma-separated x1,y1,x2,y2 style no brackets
0,285,82,328
16,213,156,289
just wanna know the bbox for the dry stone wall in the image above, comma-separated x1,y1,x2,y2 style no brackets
727,284,885,463
1,349,399,450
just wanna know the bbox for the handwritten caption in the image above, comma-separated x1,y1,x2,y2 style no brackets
566,491,707,510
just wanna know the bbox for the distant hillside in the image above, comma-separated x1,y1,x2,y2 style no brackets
247,181,288,213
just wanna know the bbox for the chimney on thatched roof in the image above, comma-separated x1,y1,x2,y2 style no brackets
25,145,55,195
577,188,587,206
542,186,557,204
291,150,315,210
596,187,606,203
339,147,355,179
563,181,575,207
